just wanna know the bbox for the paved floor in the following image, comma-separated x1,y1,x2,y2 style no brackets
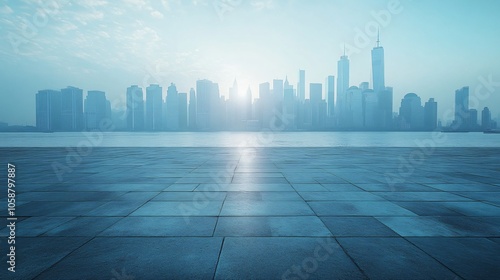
1,147,499,279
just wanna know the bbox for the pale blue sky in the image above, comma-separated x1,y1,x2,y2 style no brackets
1,0,499,125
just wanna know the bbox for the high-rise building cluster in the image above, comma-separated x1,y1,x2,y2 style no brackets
35,35,497,132
36,86,111,132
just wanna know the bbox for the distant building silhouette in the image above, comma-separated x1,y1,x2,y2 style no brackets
36,90,61,131
259,82,272,128
244,86,253,121
309,83,323,129
378,87,393,130
84,90,107,130
371,31,385,93
469,109,478,130
336,50,350,127
326,75,335,118
363,88,378,129
298,69,305,102
126,85,144,131
283,78,295,129
179,92,188,130
424,98,438,130
166,83,179,131
454,86,469,130
399,93,424,130
145,84,163,131
482,107,491,130
345,86,363,129
188,88,197,130
61,86,84,131
196,79,220,130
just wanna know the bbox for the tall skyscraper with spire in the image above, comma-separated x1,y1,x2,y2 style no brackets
372,31,393,130
371,30,385,93
336,46,349,126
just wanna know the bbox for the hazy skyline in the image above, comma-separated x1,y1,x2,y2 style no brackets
1,0,500,125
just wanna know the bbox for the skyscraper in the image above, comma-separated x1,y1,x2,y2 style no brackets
371,31,385,93
166,83,179,131
227,79,240,130
188,88,197,130
179,92,188,130
36,89,61,131
126,85,144,131
336,50,349,126
326,76,335,117
454,86,469,130
482,107,491,130
244,86,252,121
399,93,424,130
469,109,478,130
196,79,219,130
378,87,393,130
259,82,272,128
61,86,84,131
84,90,107,130
298,69,305,102
283,80,295,129
310,83,323,129
424,98,438,131
345,86,363,129
145,84,163,131
363,89,378,129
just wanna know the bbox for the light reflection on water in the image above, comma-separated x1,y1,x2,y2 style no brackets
0,132,498,147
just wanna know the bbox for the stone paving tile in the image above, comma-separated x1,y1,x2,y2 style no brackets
394,201,463,216
299,191,384,201
220,200,315,216
440,201,500,216
291,183,328,192
408,237,500,279
17,201,107,216
426,183,500,192
0,217,74,237
0,237,90,280
214,216,332,237
308,201,417,216
337,237,460,279
163,183,199,191
100,217,217,236
17,191,126,202
42,217,121,236
320,217,398,237
131,201,224,216
196,183,295,192
153,191,226,201
374,191,472,201
224,191,303,201
215,237,365,279
34,237,223,280
84,201,145,216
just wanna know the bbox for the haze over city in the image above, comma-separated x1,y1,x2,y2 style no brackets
1,0,500,126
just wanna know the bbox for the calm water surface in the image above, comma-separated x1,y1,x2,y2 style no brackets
0,132,498,147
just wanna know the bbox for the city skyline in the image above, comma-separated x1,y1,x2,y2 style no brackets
2,0,500,125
